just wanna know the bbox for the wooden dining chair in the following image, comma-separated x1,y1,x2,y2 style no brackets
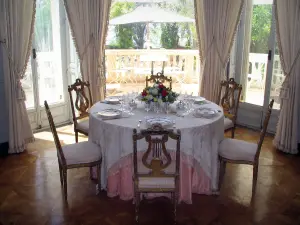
218,99,274,196
133,124,181,224
218,78,242,138
68,78,93,142
146,72,172,89
44,100,102,201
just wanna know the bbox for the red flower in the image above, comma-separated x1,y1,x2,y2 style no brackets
162,89,168,97
142,90,147,96
159,83,164,89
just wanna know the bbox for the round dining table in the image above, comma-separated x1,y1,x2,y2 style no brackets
89,100,224,204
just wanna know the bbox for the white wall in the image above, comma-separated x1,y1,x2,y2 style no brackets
0,47,8,143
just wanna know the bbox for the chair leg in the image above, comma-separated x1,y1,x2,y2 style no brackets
96,164,101,195
173,192,178,225
63,169,68,201
219,158,226,191
58,162,63,186
75,131,78,143
231,127,235,139
135,191,140,224
252,164,258,196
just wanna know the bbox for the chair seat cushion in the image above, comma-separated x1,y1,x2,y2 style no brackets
62,141,101,165
224,117,234,130
219,138,257,162
138,177,175,189
76,120,89,134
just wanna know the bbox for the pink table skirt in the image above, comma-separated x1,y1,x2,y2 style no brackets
104,151,214,204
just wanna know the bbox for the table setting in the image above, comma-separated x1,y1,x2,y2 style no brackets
88,82,224,204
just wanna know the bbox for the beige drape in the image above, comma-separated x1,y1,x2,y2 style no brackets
0,0,35,153
64,0,112,101
273,0,300,154
194,0,244,103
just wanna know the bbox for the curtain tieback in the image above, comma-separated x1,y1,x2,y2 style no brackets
16,78,26,101
279,77,290,100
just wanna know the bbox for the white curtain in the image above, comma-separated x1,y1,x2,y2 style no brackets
194,0,244,103
273,0,300,154
64,0,112,102
0,0,35,154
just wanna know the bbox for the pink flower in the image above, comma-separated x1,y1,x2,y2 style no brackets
162,89,168,97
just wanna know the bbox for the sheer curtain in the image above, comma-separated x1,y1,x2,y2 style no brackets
273,0,300,154
194,0,244,103
0,0,35,153
64,0,112,101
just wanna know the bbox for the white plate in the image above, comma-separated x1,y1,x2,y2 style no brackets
193,108,218,118
194,97,206,103
105,98,120,104
96,109,121,119
145,117,173,128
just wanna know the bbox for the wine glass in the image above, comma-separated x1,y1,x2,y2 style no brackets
165,102,170,114
128,103,135,115
119,94,126,111
144,102,151,113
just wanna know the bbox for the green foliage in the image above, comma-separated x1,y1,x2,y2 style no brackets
110,2,135,49
109,2,146,49
35,0,53,51
159,0,196,49
161,23,179,49
250,5,272,53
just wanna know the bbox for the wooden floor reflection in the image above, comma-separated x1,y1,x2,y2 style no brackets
0,126,299,225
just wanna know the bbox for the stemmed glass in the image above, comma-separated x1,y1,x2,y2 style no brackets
128,103,135,115
118,95,125,111
154,102,161,114
144,102,151,113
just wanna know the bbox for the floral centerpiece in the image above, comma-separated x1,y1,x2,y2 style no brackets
140,83,179,103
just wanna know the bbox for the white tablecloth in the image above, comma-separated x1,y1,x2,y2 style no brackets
89,101,224,193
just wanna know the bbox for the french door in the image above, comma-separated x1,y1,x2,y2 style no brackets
234,0,282,133
23,0,70,130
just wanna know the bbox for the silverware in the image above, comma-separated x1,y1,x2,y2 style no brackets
137,120,142,128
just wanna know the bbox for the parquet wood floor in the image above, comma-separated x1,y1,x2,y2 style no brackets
0,126,300,225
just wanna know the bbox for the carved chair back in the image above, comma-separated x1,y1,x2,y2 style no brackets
218,78,242,122
68,79,93,125
133,124,181,178
44,101,66,166
146,72,172,89
255,99,274,161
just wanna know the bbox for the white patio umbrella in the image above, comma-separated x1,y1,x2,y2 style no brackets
110,6,194,25
110,6,194,49
110,6,194,73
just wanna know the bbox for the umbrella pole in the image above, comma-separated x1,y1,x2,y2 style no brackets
146,22,150,49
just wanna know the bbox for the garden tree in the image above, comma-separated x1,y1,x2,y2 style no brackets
132,23,146,49
159,0,196,49
161,23,179,49
109,2,135,49
250,4,272,53
35,0,53,51
109,2,146,49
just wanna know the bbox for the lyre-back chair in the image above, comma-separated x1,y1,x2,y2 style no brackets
146,72,172,89
133,124,181,224
218,78,242,138
44,101,102,201
218,99,274,196
68,78,93,142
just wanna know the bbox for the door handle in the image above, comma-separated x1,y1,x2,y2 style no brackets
32,48,37,59
268,50,272,60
